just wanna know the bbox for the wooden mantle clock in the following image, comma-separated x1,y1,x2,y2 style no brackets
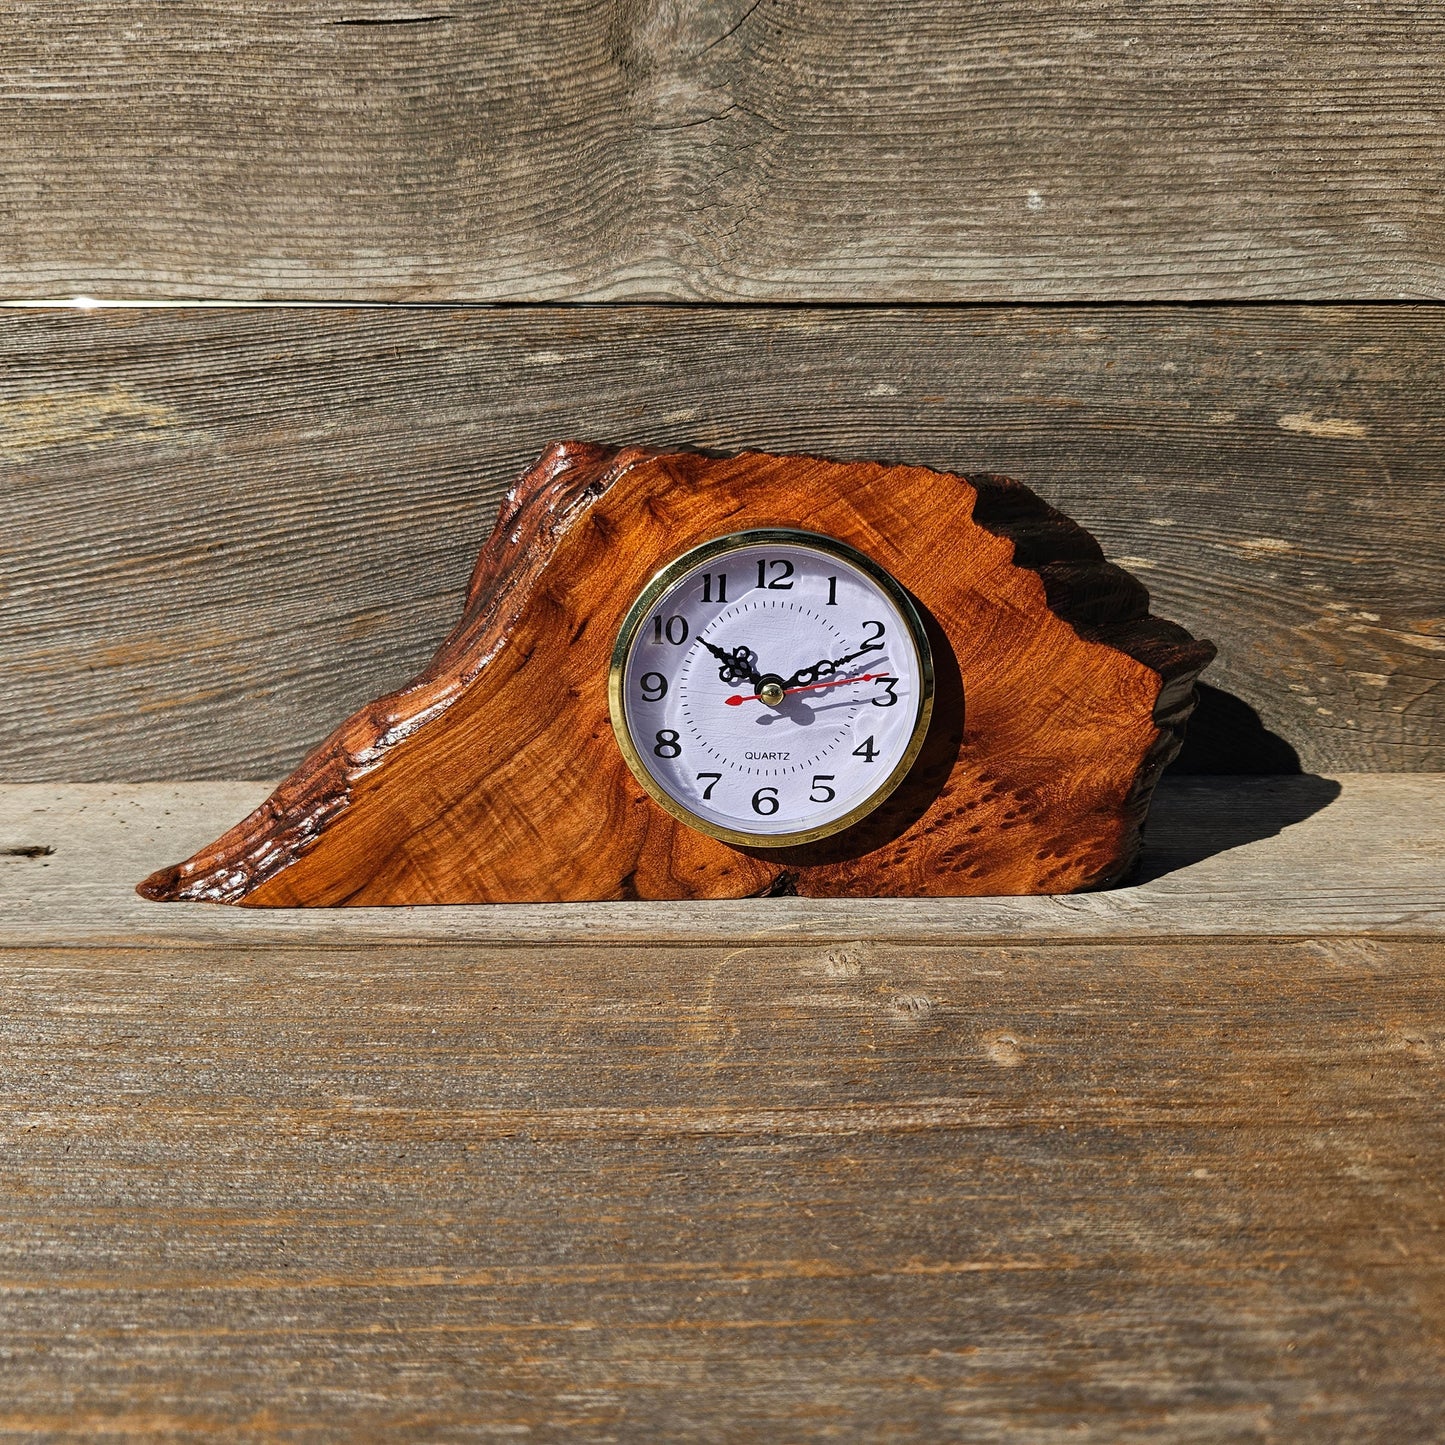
140,442,1215,906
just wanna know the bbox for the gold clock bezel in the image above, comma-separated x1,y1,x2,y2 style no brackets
607,528,936,848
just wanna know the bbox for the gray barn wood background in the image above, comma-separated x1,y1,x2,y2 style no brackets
4,1,1443,300
3,4,1442,785
4,306,1442,779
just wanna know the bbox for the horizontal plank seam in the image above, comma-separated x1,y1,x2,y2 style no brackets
4,928,1441,954
5,298,1445,314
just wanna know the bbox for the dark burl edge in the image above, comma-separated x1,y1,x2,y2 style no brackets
139,443,1214,905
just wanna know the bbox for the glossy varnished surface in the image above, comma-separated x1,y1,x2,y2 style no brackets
4,0,1440,1432
135,444,1211,904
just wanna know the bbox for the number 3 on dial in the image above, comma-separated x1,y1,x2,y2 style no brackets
608,529,934,847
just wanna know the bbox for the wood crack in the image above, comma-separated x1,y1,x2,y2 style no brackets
330,14,451,25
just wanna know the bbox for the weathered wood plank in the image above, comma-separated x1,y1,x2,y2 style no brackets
0,933,1440,1438
3,1,1442,299
3,306,1441,780
3,777,1442,945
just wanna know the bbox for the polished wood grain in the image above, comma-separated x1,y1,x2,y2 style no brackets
3,1,1441,299
0,932,1440,1439
4,306,1440,784
136,443,1212,904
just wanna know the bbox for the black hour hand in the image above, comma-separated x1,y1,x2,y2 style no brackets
701,638,763,688
782,646,873,691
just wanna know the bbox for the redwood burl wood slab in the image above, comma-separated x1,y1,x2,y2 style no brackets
140,443,1215,905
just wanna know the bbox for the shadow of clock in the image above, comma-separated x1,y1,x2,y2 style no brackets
739,601,964,873
1134,683,1341,884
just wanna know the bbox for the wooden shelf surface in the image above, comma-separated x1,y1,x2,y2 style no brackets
3,775,1441,947
1,776,1440,1439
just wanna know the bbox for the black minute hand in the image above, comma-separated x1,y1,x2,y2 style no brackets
700,638,765,688
781,646,876,691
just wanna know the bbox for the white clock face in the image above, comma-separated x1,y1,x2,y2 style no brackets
610,531,934,846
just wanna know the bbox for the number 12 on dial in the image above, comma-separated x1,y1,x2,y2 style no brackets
608,529,934,847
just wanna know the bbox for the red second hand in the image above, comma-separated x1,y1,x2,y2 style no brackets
725,673,889,706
